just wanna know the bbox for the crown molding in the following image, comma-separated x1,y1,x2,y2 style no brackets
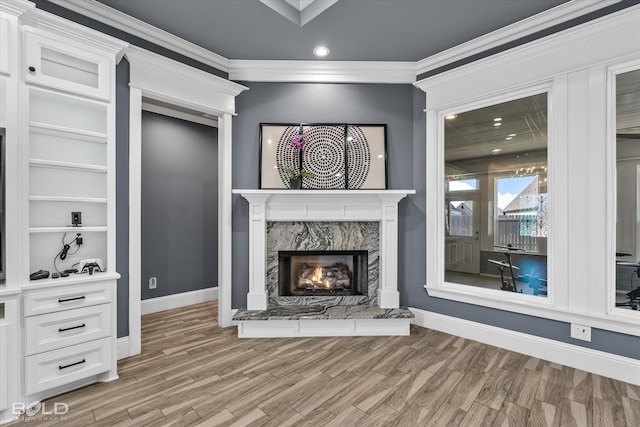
0,0,35,17
46,0,229,72
229,60,417,84
416,0,622,76
43,0,623,84
22,6,128,62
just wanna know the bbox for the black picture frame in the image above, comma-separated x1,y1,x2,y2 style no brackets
259,123,387,189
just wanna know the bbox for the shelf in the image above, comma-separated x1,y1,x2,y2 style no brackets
29,196,107,204
29,226,107,233
23,272,121,291
30,121,107,143
29,159,107,173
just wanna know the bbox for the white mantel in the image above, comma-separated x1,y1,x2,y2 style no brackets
233,189,415,311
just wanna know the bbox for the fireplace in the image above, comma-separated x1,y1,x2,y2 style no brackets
278,250,368,297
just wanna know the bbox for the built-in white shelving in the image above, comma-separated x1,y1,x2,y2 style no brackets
29,122,107,143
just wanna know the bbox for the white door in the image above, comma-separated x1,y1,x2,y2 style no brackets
445,193,480,274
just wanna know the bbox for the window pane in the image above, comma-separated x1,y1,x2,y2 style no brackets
444,93,548,297
615,69,640,312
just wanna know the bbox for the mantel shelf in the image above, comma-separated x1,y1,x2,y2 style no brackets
233,189,415,196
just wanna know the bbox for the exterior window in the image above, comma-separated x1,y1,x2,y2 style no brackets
444,93,548,296
495,175,548,253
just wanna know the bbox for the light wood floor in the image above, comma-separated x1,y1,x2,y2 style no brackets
10,301,640,426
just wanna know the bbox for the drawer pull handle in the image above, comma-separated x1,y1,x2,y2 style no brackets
58,296,86,303
59,359,86,370
58,323,86,332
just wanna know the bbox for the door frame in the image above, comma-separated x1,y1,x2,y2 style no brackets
125,46,247,357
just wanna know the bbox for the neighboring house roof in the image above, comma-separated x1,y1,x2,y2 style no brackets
502,176,540,214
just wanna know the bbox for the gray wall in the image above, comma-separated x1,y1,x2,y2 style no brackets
141,111,218,300
232,82,640,360
232,83,416,308
115,59,130,337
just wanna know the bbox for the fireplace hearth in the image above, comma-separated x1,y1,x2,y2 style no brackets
278,250,368,297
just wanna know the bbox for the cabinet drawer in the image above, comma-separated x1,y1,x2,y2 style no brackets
25,337,112,395
25,304,111,356
24,281,113,317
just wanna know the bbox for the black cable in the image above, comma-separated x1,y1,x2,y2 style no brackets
53,233,82,273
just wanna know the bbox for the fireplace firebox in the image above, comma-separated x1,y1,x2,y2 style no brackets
278,250,368,297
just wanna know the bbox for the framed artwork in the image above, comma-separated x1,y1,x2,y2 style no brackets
259,123,387,189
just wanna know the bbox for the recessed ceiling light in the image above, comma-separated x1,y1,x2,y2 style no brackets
313,45,330,57
445,114,458,120
493,123,501,127
492,148,502,153
494,117,502,122
509,133,516,137
505,137,512,140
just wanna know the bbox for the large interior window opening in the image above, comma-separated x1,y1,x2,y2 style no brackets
444,93,548,296
614,68,640,312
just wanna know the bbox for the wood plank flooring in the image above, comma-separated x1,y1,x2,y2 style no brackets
10,301,640,426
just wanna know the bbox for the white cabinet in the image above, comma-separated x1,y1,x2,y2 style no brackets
0,322,8,411
23,282,114,395
23,29,113,100
16,6,126,409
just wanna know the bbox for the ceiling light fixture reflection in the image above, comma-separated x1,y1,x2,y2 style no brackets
313,45,330,57
492,148,502,153
493,123,501,127
494,117,502,121
509,133,516,137
505,137,512,140
445,114,458,120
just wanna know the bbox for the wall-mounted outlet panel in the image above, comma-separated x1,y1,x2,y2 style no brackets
570,323,591,341
149,277,157,289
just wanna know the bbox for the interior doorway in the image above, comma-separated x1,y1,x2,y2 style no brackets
140,102,218,309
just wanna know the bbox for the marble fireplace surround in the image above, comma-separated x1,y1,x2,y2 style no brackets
234,189,415,311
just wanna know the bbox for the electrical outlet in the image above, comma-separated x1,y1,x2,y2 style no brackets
571,323,591,341
71,211,82,226
149,277,157,289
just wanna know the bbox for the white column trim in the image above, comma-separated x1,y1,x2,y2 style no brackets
218,113,234,327
127,86,142,357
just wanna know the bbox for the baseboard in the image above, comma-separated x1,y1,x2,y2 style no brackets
117,336,130,360
141,287,218,315
409,307,640,386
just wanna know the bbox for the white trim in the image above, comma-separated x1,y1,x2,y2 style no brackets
116,336,130,360
142,101,218,127
237,318,410,338
416,0,622,76
410,307,640,386
228,60,417,84
46,0,229,72
141,287,218,315
127,47,246,357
